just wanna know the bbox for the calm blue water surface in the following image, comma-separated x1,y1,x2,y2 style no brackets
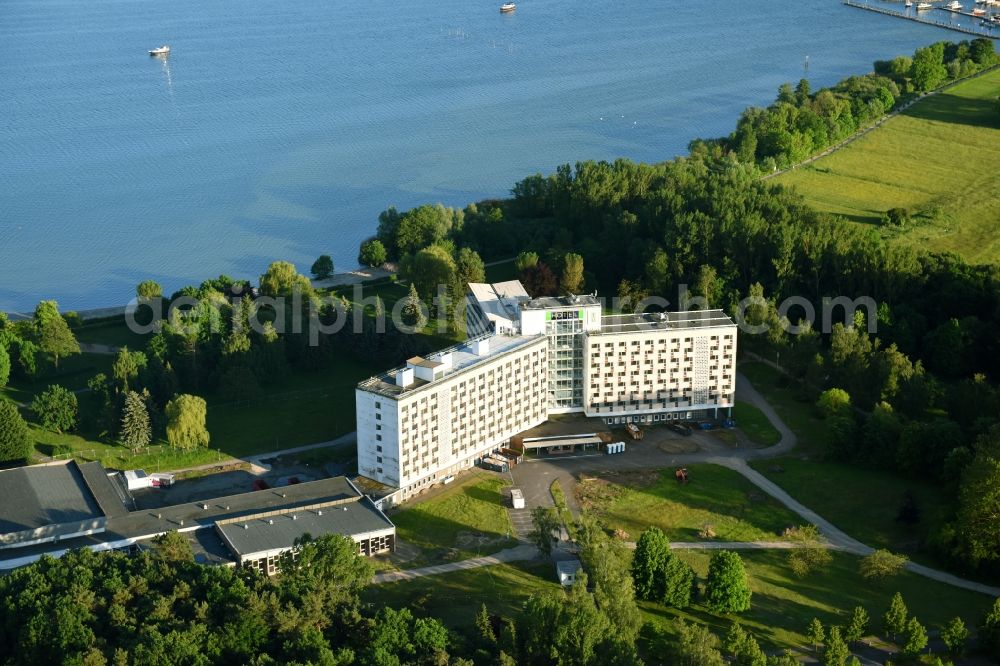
0,0,967,311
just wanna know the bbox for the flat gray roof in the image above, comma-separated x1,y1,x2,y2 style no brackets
0,474,392,569
358,333,545,398
595,309,736,335
218,497,393,557
0,461,103,535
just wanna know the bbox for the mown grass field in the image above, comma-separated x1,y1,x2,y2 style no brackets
575,464,802,542
779,68,1000,264
389,472,517,564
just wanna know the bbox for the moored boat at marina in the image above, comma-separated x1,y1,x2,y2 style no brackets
916,2,933,8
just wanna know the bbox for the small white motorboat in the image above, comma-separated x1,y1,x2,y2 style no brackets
149,45,170,56
500,2,516,12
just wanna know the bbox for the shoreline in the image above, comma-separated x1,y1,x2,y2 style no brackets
5,266,395,322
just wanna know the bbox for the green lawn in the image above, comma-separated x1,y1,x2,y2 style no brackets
390,472,517,562
779,68,1000,264
642,549,994,653
205,357,376,456
73,317,151,349
361,549,993,655
4,352,114,404
575,465,802,542
363,560,558,628
29,426,224,472
739,362,830,456
733,400,780,447
749,457,950,559
739,361,955,567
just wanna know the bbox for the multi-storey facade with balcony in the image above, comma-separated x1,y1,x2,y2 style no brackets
356,281,737,494
356,334,548,497
582,310,737,423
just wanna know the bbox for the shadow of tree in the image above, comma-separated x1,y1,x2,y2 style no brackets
903,92,1000,130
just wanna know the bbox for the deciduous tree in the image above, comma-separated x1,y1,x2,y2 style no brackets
310,254,334,280
358,238,388,268
34,300,80,369
883,592,908,640
560,253,585,294
940,616,968,656
30,384,78,433
705,550,752,614
844,606,870,644
165,394,209,449
860,549,908,582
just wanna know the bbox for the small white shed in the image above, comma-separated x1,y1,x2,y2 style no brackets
556,559,583,587
122,469,153,491
510,488,525,509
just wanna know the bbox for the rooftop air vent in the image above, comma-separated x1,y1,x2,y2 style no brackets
268,519,274,525
317,510,323,516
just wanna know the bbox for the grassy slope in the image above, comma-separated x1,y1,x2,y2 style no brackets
390,472,516,561
739,362,951,565
779,68,1000,263
576,464,802,542
363,561,558,628
363,550,993,653
733,400,781,447
644,549,993,652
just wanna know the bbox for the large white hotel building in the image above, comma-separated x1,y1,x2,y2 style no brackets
356,280,737,496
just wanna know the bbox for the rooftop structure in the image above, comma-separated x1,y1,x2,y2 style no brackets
466,280,530,336
597,309,735,334
357,333,544,397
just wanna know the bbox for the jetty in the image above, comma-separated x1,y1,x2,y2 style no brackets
842,1,998,38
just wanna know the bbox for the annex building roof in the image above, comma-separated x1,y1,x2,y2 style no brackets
217,495,394,558
0,461,112,548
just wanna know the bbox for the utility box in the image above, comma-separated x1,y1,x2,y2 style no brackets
510,488,525,509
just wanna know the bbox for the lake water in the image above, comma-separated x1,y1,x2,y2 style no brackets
0,0,966,312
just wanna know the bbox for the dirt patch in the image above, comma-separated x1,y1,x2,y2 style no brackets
658,440,700,454
575,470,661,511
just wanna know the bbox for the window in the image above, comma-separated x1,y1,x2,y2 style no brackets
375,413,381,421
375,401,381,409
376,434,382,441
376,424,381,431
376,445,382,452
376,456,383,463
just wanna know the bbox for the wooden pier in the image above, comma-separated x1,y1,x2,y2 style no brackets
842,1,999,39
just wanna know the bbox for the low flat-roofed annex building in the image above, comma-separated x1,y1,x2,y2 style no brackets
0,463,395,574
355,333,548,496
